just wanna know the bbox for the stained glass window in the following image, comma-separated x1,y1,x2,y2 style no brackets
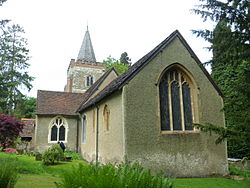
159,68,194,131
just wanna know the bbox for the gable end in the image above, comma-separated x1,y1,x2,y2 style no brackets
78,30,223,112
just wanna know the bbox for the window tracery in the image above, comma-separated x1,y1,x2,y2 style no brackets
48,117,67,142
159,67,196,131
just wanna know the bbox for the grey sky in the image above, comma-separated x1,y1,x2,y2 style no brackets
0,0,213,97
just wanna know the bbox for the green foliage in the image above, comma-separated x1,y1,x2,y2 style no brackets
64,151,82,160
56,162,172,188
0,156,19,188
192,0,250,158
0,21,34,115
0,152,86,176
102,56,130,74
0,0,7,6
229,164,250,181
192,0,250,48
14,96,36,119
0,113,24,149
120,52,131,66
193,123,245,143
42,144,64,165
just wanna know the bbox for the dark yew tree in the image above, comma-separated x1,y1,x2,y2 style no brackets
120,52,132,66
192,0,250,158
0,113,24,149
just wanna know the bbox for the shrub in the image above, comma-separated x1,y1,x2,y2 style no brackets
56,162,172,188
229,164,250,181
64,151,82,160
35,153,43,161
0,157,19,188
0,113,24,150
4,148,17,154
43,144,64,165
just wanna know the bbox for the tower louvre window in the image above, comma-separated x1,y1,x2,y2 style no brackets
159,68,195,131
86,75,94,86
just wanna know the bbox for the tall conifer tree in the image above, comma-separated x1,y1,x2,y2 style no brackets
192,0,250,158
0,3,34,115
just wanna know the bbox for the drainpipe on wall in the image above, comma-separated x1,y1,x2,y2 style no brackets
76,117,79,153
96,106,99,163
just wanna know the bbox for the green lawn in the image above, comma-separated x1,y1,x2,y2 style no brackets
0,152,249,188
174,177,250,188
0,152,86,188
15,174,60,188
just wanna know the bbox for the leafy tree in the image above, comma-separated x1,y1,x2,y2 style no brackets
0,113,24,149
0,21,34,115
102,56,130,75
120,52,131,66
192,0,250,158
14,96,36,119
0,0,7,6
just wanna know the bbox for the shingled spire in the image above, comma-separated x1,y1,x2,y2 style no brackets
77,26,96,62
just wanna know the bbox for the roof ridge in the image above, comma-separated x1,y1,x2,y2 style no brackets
78,30,222,112
38,90,85,95
76,67,118,112
37,90,86,116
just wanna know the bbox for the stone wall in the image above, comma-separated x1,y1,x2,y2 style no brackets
65,59,105,93
123,36,228,177
34,115,79,152
80,91,125,163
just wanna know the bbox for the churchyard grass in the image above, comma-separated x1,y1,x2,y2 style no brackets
0,151,86,188
1,152,250,188
0,156,19,188
15,174,60,188
174,177,250,188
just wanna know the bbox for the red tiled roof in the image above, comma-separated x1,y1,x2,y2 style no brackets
37,90,86,116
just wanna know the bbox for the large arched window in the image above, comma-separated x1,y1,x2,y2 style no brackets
48,117,68,143
159,66,197,131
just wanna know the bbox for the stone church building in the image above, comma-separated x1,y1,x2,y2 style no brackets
35,28,228,177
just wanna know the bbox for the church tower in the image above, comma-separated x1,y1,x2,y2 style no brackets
65,27,105,93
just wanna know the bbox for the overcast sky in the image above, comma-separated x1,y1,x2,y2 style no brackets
0,0,213,97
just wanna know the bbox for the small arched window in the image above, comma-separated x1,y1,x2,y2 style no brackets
82,115,87,143
159,67,196,131
49,117,68,143
86,75,94,86
103,105,110,131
